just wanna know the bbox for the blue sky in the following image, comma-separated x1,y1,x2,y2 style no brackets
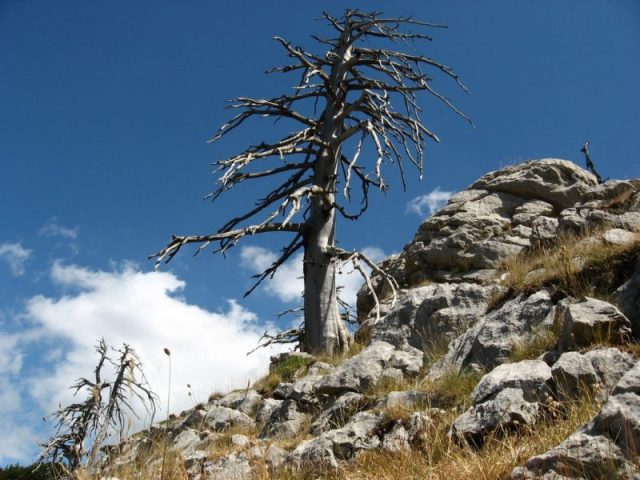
1,0,639,465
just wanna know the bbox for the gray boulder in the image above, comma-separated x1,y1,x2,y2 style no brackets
289,411,384,469
430,291,555,379
471,360,553,404
583,347,636,396
310,392,367,434
611,361,640,396
595,392,640,457
469,159,597,210
551,352,599,401
370,282,496,351
512,361,640,479
272,379,320,412
560,297,632,349
218,389,262,415
376,390,432,410
315,341,423,395
511,430,634,479
591,361,640,457
530,216,559,244
381,423,410,452
204,405,255,432
255,398,282,426
230,434,250,448
264,444,287,471
288,436,338,470
451,388,542,446
602,228,637,246
616,259,640,338
451,360,554,446
326,411,383,460
178,407,207,431
306,361,335,377
200,451,254,480
259,399,310,440
172,428,201,455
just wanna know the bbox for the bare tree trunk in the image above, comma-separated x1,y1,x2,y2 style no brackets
303,37,353,356
303,148,350,355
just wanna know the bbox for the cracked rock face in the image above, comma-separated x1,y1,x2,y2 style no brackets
310,392,368,435
315,341,423,395
616,259,640,338
359,159,600,315
369,282,499,350
551,348,636,402
289,411,385,469
451,388,543,447
217,389,262,415
259,399,310,440
204,405,255,432
559,297,633,349
513,361,640,479
450,360,554,446
429,291,556,379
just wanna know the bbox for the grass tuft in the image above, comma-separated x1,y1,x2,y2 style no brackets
509,320,564,362
496,228,640,302
253,354,316,396
336,394,601,480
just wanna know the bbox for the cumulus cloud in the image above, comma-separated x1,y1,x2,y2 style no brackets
0,242,32,276
39,217,79,239
0,262,282,463
239,245,386,308
0,333,35,462
406,187,454,217
25,263,278,410
240,247,304,303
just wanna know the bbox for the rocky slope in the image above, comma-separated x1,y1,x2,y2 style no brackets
100,159,640,479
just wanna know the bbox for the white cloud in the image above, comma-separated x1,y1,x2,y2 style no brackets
0,333,35,462
0,423,33,462
25,263,278,411
0,334,23,376
39,217,79,240
0,262,283,463
240,246,303,303
406,187,454,217
239,245,386,309
0,242,32,276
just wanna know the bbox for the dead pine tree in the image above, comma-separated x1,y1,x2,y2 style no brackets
151,10,471,356
39,339,157,477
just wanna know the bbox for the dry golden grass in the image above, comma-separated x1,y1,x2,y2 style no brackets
497,228,640,301
335,395,600,480
253,354,317,396
509,321,563,362
364,369,481,414
318,339,367,366
91,436,190,480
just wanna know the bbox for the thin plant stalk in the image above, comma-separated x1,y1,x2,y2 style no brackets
160,347,171,480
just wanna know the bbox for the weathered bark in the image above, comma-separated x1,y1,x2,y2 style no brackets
303,34,354,355
303,162,350,354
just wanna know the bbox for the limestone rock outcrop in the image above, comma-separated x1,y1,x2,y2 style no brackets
98,159,640,480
